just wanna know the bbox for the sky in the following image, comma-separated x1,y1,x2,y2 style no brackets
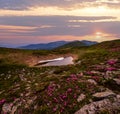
0,0,120,47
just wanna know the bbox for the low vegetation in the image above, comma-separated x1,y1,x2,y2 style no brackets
0,40,120,114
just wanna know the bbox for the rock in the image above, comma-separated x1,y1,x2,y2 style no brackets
76,60,81,65
28,81,31,83
0,90,4,95
34,105,38,110
11,101,22,114
113,78,120,85
26,86,30,90
11,106,18,114
27,99,33,105
25,92,31,96
35,83,39,86
2,103,13,113
117,95,120,99
75,96,120,114
20,93,24,97
48,70,55,74
92,90,116,100
75,99,111,114
87,79,97,85
105,71,113,79
77,94,86,102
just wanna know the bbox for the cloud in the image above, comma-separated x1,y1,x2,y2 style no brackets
0,15,120,47
99,0,120,8
0,0,120,10
0,15,116,26
0,15,119,37
0,0,86,10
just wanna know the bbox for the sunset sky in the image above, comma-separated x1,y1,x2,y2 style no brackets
0,0,120,47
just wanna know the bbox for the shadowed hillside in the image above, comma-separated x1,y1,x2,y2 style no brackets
91,39,120,50
18,40,97,50
57,41,87,49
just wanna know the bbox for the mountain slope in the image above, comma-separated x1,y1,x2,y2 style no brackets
19,41,68,50
91,39,120,50
81,40,97,46
58,41,86,49
18,40,98,50
0,39,120,114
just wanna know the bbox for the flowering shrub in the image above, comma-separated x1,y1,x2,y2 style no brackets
106,67,117,71
109,48,120,52
107,59,117,65
41,72,99,113
0,99,6,105
0,56,119,114
91,76,100,82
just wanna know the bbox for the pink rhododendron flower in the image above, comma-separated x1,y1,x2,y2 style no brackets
53,107,57,112
0,99,6,105
67,88,72,93
107,59,117,65
106,67,116,71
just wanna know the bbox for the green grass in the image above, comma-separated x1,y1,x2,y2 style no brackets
0,40,120,113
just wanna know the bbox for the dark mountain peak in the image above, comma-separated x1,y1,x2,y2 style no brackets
18,40,98,50
58,41,86,49
19,41,69,50
81,40,98,45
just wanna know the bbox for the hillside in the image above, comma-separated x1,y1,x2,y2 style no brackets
92,39,120,50
0,46,80,67
58,41,86,49
18,41,68,50
0,40,120,114
19,41,68,50
18,40,97,50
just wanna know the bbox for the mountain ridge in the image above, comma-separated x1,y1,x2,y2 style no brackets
18,40,98,50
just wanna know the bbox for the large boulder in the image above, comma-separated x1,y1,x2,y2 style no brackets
92,90,116,100
75,95,120,114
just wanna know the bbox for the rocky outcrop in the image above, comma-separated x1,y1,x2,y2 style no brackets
77,94,86,102
87,79,97,85
92,90,116,100
113,78,120,85
75,95,120,114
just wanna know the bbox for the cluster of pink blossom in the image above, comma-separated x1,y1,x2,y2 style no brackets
110,48,120,52
107,59,117,65
45,78,81,113
43,58,120,113
106,67,117,71
91,76,100,82
86,71,94,75
47,83,57,96
66,74,78,82
0,99,6,105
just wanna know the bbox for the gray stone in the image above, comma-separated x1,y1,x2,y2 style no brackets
77,94,86,102
2,103,13,113
92,90,116,99
75,96,120,114
76,60,81,65
87,79,97,85
75,99,111,114
11,106,17,114
113,78,120,85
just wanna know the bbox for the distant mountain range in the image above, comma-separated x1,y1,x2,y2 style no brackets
19,41,68,50
18,40,98,50
58,40,97,49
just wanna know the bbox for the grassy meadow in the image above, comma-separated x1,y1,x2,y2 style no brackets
0,40,120,114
